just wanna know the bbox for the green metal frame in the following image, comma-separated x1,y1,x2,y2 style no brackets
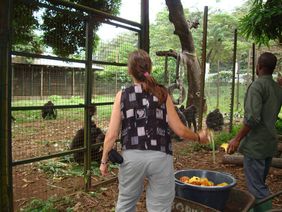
0,0,149,210
0,0,13,210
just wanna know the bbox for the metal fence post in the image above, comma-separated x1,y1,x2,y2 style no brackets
84,16,94,191
140,0,149,53
0,0,13,210
229,29,237,133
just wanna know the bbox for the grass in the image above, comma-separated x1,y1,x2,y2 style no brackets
21,196,75,212
12,95,114,123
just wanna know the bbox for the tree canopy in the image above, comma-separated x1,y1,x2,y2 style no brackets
239,0,282,45
12,0,122,57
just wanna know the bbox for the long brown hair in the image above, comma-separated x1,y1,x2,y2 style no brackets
128,49,167,104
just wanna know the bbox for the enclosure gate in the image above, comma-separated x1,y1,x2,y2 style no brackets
0,0,149,210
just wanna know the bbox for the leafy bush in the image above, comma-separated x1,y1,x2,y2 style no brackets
213,124,242,148
191,124,242,151
275,118,282,135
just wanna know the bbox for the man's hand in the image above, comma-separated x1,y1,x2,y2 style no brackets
277,76,282,86
227,138,240,154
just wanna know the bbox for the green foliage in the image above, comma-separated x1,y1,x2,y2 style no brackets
21,196,74,212
37,158,107,178
12,0,42,53
21,198,56,212
37,155,119,179
239,0,282,45
189,125,242,151
213,124,242,148
207,71,233,83
275,118,282,135
206,13,239,64
191,142,212,152
48,95,63,103
13,0,122,57
41,0,122,57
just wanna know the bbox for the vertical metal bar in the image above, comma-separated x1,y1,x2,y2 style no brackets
40,67,44,98
84,17,94,191
0,0,13,210
252,43,255,82
22,68,25,95
236,62,240,110
48,69,51,95
229,29,237,133
64,70,67,95
216,60,220,109
11,65,14,100
72,68,75,96
198,6,208,130
140,0,149,52
164,55,168,84
31,66,34,96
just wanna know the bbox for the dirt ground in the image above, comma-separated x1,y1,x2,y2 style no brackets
87,141,282,212
11,117,282,211
14,139,282,212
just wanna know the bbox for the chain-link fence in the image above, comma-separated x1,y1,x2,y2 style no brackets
10,0,144,210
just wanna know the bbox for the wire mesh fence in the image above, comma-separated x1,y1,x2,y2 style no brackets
11,0,142,210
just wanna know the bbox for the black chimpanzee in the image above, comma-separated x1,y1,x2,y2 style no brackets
179,105,197,132
42,101,57,119
70,105,105,164
206,109,224,131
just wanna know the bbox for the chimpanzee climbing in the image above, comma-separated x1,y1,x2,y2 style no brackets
179,105,197,132
206,109,224,131
70,105,105,164
42,101,57,119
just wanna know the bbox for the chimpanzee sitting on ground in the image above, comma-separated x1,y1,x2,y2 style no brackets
179,105,197,132
70,105,105,164
42,101,57,119
206,109,224,131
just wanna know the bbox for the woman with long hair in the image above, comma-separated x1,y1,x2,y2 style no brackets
100,49,209,211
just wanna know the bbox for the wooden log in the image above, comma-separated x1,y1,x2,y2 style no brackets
222,155,282,168
278,135,282,142
156,49,178,58
278,143,282,152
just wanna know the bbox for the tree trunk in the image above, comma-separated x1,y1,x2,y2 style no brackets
165,0,202,109
222,155,282,168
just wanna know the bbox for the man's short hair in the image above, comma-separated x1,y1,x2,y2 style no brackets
258,52,277,74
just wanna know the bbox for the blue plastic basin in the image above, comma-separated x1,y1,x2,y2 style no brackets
175,169,237,211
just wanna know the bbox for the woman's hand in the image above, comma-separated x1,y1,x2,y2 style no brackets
100,163,109,176
197,129,211,144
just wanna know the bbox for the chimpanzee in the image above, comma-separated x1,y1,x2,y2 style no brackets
179,105,197,132
42,101,57,119
206,109,224,131
70,105,105,164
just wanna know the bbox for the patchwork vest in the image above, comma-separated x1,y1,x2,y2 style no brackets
120,84,172,155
